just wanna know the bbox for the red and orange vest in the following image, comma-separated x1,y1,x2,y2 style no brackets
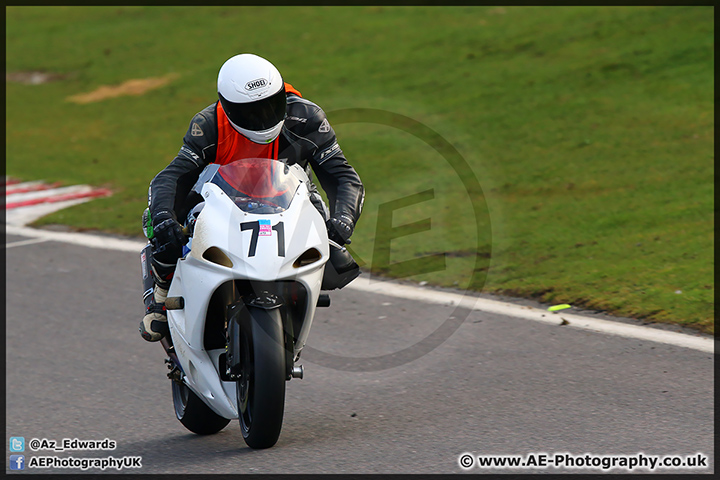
215,82,302,165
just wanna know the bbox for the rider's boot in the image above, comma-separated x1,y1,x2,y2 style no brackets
139,241,176,342
139,285,169,342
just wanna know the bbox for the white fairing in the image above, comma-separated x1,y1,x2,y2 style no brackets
167,163,328,419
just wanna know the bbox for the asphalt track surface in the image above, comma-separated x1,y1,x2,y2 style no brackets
4,230,715,474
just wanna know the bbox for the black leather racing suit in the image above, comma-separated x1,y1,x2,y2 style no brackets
147,92,365,284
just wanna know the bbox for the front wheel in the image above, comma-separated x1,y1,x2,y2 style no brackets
234,306,286,449
172,380,231,435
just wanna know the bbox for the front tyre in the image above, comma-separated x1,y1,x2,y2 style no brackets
236,306,286,449
172,380,231,435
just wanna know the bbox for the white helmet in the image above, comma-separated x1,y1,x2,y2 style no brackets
217,54,286,144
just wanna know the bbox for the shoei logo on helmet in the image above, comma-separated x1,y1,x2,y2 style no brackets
245,78,268,91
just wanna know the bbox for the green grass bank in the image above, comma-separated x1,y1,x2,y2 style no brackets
5,6,714,333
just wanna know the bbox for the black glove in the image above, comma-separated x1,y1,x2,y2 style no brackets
327,213,354,245
152,210,185,254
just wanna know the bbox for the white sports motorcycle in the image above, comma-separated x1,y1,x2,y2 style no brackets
143,157,359,449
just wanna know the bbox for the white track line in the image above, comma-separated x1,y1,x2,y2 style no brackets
6,224,146,253
5,224,714,353
349,277,713,353
5,237,51,248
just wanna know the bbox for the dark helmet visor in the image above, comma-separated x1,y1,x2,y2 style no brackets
219,85,287,132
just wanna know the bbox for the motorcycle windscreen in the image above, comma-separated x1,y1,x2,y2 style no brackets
211,158,301,214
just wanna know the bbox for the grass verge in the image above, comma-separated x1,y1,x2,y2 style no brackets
5,6,714,333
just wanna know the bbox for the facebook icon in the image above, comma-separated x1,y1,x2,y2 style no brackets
10,454,25,470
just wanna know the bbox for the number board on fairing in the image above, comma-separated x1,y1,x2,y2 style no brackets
240,221,285,257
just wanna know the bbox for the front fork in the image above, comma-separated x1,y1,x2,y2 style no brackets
225,294,303,382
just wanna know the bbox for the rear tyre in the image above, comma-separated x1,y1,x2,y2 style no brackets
172,380,231,435
236,306,286,449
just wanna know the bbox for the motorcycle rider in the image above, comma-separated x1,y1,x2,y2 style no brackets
140,53,364,342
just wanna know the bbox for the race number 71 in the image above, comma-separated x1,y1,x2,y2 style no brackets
240,220,285,257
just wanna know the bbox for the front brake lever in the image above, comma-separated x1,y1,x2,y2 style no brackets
328,239,347,251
